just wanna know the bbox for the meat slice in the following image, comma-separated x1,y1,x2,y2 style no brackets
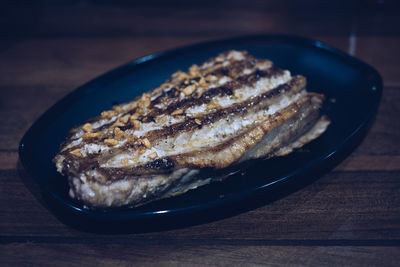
53,50,330,207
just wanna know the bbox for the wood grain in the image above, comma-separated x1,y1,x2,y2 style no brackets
1,0,400,265
1,243,400,266
1,170,399,239
355,37,400,86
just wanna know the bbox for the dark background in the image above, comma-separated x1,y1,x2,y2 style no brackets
1,0,400,266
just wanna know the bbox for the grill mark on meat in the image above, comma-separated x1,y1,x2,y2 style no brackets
148,66,283,118
145,75,305,143
66,60,275,139
89,94,318,182
59,73,303,171
59,67,286,157
59,76,306,179
148,58,256,108
170,96,316,167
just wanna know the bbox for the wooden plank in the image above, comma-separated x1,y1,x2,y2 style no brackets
2,1,399,39
1,243,399,266
355,37,400,86
0,37,215,87
334,155,400,171
1,170,399,239
0,1,356,38
0,152,18,170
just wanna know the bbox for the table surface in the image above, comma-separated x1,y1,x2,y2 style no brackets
1,0,400,266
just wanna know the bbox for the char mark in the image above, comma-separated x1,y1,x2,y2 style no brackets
146,76,305,142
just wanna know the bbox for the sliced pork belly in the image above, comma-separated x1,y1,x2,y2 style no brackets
54,50,330,207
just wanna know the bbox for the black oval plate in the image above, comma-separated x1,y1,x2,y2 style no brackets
19,35,382,228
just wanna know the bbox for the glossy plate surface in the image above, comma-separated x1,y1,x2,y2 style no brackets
19,35,382,224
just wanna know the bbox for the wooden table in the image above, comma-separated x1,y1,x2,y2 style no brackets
1,1,399,265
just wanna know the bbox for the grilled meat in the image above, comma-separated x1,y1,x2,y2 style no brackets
54,50,330,208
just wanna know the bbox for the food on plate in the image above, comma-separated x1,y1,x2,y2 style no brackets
53,50,330,208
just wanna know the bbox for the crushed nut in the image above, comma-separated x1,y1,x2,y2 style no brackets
147,152,158,159
141,138,151,149
130,113,139,120
127,102,138,111
101,110,116,119
120,158,129,165
113,127,125,140
70,148,83,157
234,93,243,99
138,93,151,109
113,105,123,113
205,75,218,82
127,134,139,142
104,138,118,146
119,114,130,124
198,77,209,89
138,147,147,155
172,71,190,82
82,132,101,140
189,64,201,76
215,56,223,62
171,109,184,116
111,121,125,129
183,84,197,96
207,102,221,110
82,123,93,132
136,108,144,115
132,119,141,131
160,116,168,124
194,118,202,125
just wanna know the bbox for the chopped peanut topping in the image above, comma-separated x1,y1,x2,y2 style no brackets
183,84,197,96
101,110,116,119
82,132,101,140
138,93,151,109
136,108,144,115
114,127,125,140
205,75,218,82
127,102,138,111
127,134,139,142
189,64,201,77
82,123,93,132
172,71,190,82
142,138,151,149
148,152,158,159
120,158,129,165
104,138,118,146
132,119,141,131
138,147,147,155
111,121,125,129
234,92,244,99
215,56,223,62
171,109,184,116
119,114,130,124
194,118,202,125
113,106,123,113
198,77,209,89
207,102,221,110
160,116,168,124
70,148,83,157
130,113,139,120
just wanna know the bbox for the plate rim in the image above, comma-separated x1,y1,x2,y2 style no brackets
19,34,383,221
